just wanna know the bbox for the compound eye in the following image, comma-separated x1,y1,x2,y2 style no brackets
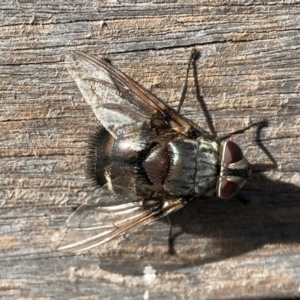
219,141,246,199
222,141,244,166
218,178,240,199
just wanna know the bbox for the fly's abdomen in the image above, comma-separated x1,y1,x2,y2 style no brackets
88,126,155,192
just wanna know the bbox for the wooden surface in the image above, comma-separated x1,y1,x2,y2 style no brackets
1,1,300,299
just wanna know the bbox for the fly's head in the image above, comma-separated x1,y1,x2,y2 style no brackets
217,141,252,199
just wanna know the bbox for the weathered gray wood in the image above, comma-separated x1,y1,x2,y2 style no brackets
1,1,300,299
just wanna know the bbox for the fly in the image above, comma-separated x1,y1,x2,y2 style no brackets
53,50,266,252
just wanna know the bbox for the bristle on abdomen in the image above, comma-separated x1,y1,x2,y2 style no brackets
87,125,115,186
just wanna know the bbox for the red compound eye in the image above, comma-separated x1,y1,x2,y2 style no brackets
218,141,246,199
222,141,244,166
218,178,240,199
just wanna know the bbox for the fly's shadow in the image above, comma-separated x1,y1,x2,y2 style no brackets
163,50,299,264
144,78,295,273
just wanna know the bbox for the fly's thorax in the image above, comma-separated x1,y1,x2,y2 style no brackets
153,139,199,196
217,140,252,199
194,138,219,196
143,138,220,197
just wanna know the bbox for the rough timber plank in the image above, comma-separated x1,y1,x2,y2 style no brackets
1,1,300,299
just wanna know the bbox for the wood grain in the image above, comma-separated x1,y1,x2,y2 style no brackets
1,1,300,299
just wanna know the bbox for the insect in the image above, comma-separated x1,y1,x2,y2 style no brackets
54,50,265,252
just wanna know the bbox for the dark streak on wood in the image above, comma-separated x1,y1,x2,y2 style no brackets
1,1,300,299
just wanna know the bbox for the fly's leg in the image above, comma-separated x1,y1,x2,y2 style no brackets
216,119,268,142
176,49,217,139
166,215,184,256
167,215,176,255
176,49,200,114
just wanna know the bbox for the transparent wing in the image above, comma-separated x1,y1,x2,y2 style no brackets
53,197,184,253
54,52,190,252
66,51,192,139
